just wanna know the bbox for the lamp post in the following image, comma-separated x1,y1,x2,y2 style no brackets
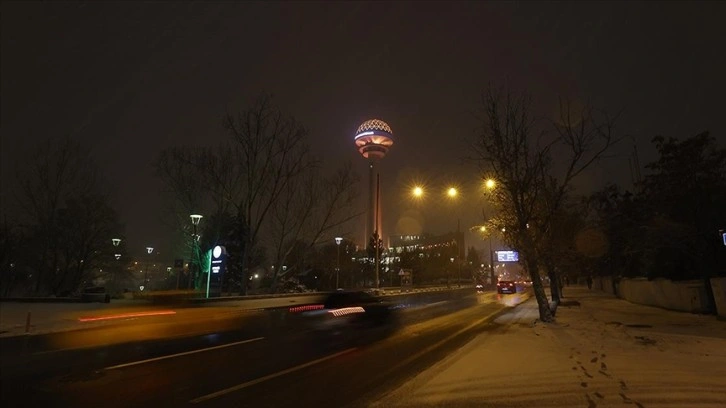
482,178,497,285
335,237,343,289
449,257,454,289
111,238,121,290
145,246,154,290
446,186,463,287
476,226,495,285
188,214,203,290
412,185,463,289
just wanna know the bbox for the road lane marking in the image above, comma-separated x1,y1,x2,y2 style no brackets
189,347,357,404
400,300,448,312
104,337,264,370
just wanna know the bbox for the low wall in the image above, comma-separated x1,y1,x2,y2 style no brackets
591,276,615,295
710,277,726,318
617,278,710,313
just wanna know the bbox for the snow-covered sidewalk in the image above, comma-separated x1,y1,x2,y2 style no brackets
373,286,726,407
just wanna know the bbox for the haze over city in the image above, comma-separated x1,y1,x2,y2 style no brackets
2,2,724,256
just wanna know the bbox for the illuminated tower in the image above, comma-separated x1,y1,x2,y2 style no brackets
355,119,394,288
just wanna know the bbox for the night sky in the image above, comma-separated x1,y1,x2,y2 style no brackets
2,1,724,257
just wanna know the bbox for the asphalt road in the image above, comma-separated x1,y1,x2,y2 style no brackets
0,289,530,408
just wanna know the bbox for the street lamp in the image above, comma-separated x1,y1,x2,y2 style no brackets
145,246,154,290
111,238,121,290
188,214,203,290
449,257,454,288
479,226,495,285
445,187,463,287
112,239,122,261
410,184,464,288
485,178,496,190
335,237,343,289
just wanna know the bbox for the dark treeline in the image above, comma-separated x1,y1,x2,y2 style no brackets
2,93,724,302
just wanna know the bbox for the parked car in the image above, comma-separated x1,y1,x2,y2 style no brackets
81,286,111,303
496,280,517,294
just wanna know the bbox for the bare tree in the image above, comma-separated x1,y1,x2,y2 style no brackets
471,85,618,322
266,162,360,288
13,136,123,295
156,95,361,294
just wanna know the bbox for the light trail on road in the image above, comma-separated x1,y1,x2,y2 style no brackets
78,310,177,322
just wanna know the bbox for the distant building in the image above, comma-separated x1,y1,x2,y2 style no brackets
389,232,465,260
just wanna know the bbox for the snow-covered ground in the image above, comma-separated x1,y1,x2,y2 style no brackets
373,286,726,407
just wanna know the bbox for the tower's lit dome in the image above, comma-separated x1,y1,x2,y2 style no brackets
356,119,393,136
354,119,394,160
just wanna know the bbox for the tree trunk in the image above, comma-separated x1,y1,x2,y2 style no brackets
545,261,561,304
526,257,554,322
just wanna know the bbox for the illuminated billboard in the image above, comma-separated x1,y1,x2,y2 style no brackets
496,250,519,262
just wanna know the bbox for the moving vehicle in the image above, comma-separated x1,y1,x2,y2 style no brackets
496,280,517,294
305,290,398,346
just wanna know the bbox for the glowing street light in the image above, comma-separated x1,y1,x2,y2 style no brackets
186,214,203,290
449,257,455,288
144,246,154,289
110,238,122,289
335,237,343,289
485,178,496,190
472,225,496,286
408,184,464,289
190,214,203,226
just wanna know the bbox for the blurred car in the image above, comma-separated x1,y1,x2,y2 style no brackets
475,284,485,293
306,290,398,345
496,280,517,294
81,286,111,303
